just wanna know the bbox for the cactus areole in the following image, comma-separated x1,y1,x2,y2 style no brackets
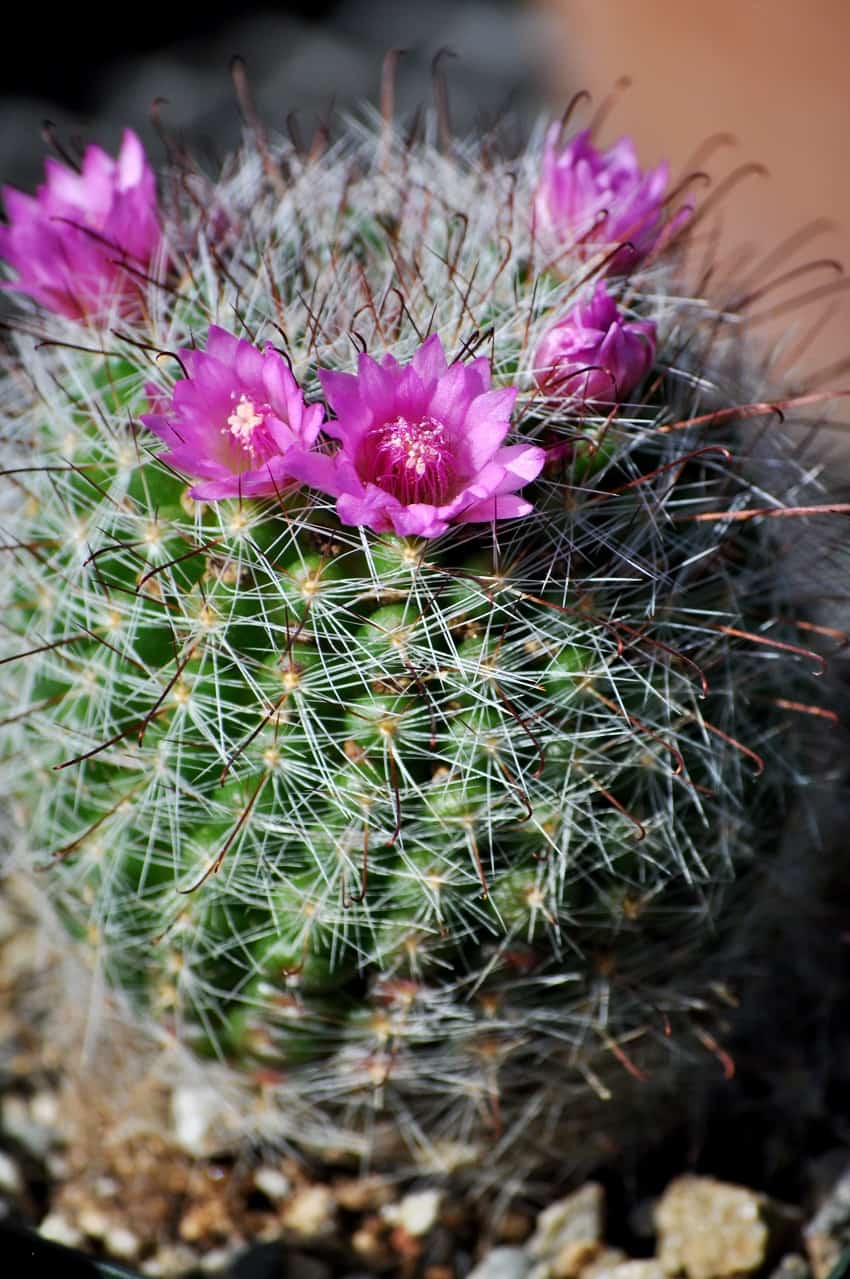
0,102,843,1175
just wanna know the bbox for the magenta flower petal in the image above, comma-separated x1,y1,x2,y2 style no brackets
139,411,186,451
491,442,549,490
410,332,449,384
0,129,163,321
454,493,535,525
534,125,688,272
534,281,656,406
139,327,325,501
455,388,519,472
426,362,481,427
307,335,544,537
285,450,348,498
189,455,303,501
318,368,372,441
389,503,452,538
338,488,400,532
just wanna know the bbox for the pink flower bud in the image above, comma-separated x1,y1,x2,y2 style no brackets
534,282,656,405
534,125,687,271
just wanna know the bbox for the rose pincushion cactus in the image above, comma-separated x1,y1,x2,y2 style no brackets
0,95,844,1196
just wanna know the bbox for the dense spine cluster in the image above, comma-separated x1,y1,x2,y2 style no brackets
0,105,843,1174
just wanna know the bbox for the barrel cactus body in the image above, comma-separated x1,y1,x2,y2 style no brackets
0,108,841,1175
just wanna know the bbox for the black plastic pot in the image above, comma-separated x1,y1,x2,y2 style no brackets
0,1223,288,1278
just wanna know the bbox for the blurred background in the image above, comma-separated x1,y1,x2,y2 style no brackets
3,0,850,374
0,0,552,186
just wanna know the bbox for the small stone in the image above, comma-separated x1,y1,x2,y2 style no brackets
577,1247,633,1279
171,1084,222,1155
0,1150,23,1196
383,1187,443,1237
253,1166,291,1201
591,1263,664,1279
178,1195,233,1246
282,1184,336,1240
105,1226,142,1261
199,1242,244,1274
551,1240,604,1278
39,1212,84,1249
78,1205,110,1238
529,1184,605,1262
30,1091,58,1129
46,1152,69,1180
351,1215,391,1266
467,1245,532,1279
2,1094,54,1157
141,1243,201,1277
655,1176,773,1279
805,1165,850,1279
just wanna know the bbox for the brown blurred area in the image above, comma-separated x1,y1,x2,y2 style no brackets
535,0,850,387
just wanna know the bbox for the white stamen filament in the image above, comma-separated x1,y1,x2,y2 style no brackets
224,395,264,454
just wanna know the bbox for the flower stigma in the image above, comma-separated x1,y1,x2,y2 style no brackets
368,415,454,505
225,394,266,456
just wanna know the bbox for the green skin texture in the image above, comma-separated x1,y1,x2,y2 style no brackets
0,144,821,1166
8,387,793,1101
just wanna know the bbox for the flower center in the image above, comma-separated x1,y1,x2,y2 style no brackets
220,393,276,471
367,415,455,505
225,395,265,452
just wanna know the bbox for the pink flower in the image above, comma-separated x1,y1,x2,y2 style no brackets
0,129,162,321
534,125,685,271
289,335,545,538
534,282,656,405
140,326,325,500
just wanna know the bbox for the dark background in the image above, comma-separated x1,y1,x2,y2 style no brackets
1,0,552,187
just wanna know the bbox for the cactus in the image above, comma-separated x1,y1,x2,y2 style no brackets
0,101,844,1181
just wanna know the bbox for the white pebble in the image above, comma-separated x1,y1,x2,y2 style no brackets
39,1212,84,1249
47,1153,70,1180
200,1243,242,1273
30,1092,58,1129
467,1246,531,1279
78,1206,110,1238
171,1084,221,1154
282,1184,336,1238
254,1166,291,1201
141,1244,200,1277
105,1226,141,1261
383,1187,443,1236
0,1150,22,1195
